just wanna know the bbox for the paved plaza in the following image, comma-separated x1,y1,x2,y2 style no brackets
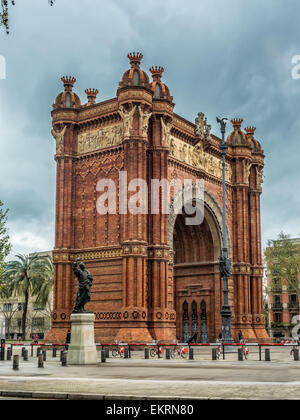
0,346,299,400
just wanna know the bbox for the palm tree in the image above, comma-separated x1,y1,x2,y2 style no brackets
4,253,53,340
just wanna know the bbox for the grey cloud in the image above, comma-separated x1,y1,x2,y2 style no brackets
0,0,300,257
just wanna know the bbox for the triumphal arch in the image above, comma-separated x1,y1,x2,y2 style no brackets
46,53,268,343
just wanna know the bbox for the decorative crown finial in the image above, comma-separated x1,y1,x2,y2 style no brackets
149,66,164,81
61,76,76,91
231,118,243,129
244,126,256,136
128,52,143,68
85,88,99,105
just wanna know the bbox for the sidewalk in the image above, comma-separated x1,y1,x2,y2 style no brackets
1,351,300,400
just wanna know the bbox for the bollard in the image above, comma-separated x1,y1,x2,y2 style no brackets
43,350,47,362
105,348,109,359
265,348,271,361
13,355,19,371
124,348,129,359
7,348,11,361
38,353,44,368
145,348,149,359
23,349,28,361
212,348,217,360
52,347,57,358
61,351,67,367
189,347,194,360
294,349,299,361
60,350,64,362
101,350,106,363
165,348,171,360
238,348,244,361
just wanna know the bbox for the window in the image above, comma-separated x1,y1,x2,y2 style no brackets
154,84,162,99
273,277,281,285
274,295,281,305
274,313,282,323
32,318,45,328
65,92,71,108
3,303,12,312
132,70,140,86
18,303,23,311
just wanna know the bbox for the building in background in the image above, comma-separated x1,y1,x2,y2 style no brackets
266,238,300,341
0,251,53,341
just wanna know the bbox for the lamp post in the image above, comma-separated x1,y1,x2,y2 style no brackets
216,117,233,343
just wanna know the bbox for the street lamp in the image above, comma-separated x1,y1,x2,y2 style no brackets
216,117,233,343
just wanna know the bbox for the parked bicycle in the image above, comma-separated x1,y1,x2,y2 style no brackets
216,339,222,359
112,345,125,358
170,346,188,359
149,346,164,358
241,340,250,359
290,339,299,358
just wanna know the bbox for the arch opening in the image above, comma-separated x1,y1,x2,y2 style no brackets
172,200,223,343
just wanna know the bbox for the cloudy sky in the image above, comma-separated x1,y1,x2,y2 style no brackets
0,0,299,259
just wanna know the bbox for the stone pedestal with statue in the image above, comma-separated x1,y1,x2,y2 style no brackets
67,313,98,365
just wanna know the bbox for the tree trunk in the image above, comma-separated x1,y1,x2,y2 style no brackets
22,289,29,341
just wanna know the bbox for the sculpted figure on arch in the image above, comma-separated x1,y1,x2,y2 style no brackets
119,105,137,138
138,106,152,137
161,117,172,147
51,125,67,154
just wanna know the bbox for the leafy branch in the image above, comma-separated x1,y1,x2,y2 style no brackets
0,0,55,34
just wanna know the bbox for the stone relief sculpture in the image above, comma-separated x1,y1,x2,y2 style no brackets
204,124,212,142
138,106,152,137
244,161,252,184
168,134,232,182
195,112,206,138
119,105,137,137
77,124,123,154
256,167,264,188
51,125,67,154
161,117,172,147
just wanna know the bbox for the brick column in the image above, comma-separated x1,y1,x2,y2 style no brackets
147,115,176,341
232,159,256,340
47,125,75,343
249,171,269,340
116,107,152,342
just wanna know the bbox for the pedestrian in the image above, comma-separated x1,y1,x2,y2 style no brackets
65,330,71,350
238,330,243,343
187,332,198,345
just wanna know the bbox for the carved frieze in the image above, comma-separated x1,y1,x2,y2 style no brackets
167,135,232,182
78,123,123,154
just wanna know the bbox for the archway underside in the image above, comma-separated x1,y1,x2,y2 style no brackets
173,208,222,343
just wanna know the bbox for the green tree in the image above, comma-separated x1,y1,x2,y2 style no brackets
265,232,300,294
0,200,11,279
4,253,53,340
1,0,55,34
